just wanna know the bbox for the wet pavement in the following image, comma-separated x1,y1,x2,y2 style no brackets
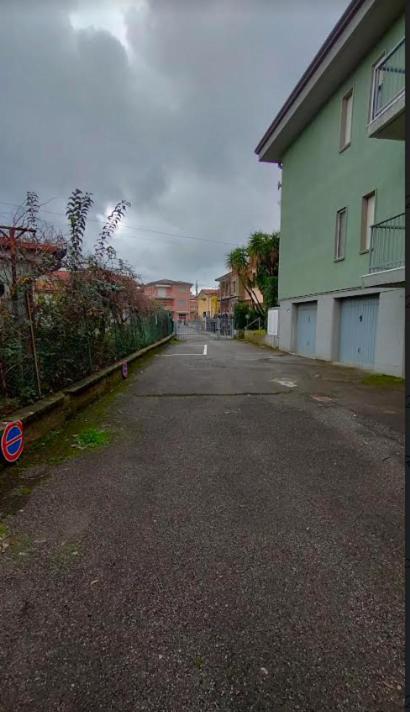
0,336,404,711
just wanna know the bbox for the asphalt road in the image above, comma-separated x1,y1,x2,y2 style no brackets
0,336,404,711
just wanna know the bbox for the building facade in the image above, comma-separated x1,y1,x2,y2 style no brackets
189,295,198,321
215,270,263,315
197,289,220,318
215,272,240,315
256,0,404,376
143,279,193,322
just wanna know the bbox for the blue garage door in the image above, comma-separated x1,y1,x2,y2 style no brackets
339,295,379,367
296,302,317,356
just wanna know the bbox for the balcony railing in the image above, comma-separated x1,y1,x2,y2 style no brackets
371,39,405,121
369,213,405,273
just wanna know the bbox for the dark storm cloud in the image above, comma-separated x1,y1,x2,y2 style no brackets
0,0,349,285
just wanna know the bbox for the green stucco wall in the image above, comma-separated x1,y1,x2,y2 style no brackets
278,16,405,301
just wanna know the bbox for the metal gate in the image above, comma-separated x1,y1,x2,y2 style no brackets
296,302,317,356
175,317,234,340
339,295,379,367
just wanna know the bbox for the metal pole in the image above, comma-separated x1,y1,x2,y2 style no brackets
25,288,42,398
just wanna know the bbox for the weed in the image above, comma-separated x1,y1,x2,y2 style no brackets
0,522,9,541
50,540,82,570
193,655,204,671
71,428,109,450
361,373,404,387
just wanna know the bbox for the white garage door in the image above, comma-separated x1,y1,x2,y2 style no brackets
296,302,317,356
339,295,379,367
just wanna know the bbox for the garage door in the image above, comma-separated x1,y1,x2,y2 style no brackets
296,302,317,356
339,295,379,367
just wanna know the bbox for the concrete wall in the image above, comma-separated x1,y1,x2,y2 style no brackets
374,289,404,377
278,15,405,302
279,287,404,376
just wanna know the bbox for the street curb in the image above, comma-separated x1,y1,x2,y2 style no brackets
0,333,173,458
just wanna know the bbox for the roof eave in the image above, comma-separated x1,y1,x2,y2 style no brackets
255,0,404,163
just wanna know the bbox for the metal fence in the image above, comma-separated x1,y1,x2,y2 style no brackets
175,317,234,339
371,38,405,120
0,297,173,417
369,212,405,273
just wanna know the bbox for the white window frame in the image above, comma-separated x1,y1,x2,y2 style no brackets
335,208,347,261
339,89,353,151
369,52,386,122
361,191,376,253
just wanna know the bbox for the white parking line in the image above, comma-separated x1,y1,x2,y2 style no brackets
163,344,208,357
271,378,297,388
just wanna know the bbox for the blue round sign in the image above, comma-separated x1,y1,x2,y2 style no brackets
1,420,24,463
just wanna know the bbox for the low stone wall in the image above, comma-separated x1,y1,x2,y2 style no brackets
244,330,279,350
0,334,173,454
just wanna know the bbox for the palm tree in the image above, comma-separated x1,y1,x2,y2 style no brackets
247,231,279,307
226,247,264,317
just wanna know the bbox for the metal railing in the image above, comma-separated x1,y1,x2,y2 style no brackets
371,39,405,121
369,213,405,273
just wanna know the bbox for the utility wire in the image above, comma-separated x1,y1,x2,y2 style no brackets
0,200,239,247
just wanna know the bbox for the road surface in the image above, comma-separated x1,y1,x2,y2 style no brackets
0,336,403,711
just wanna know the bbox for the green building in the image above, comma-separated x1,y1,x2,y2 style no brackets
256,0,405,376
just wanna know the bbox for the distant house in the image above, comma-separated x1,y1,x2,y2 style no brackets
197,289,220,318
0,233,66,300
255,0,404,376
215,270,263,315
35,269,71,298
143,279,193,322
189,295,198,321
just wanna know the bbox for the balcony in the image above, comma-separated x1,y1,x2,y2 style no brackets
368,38,405,140
361,213,405,287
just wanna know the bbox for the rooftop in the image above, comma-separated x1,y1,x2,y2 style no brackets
144,279,193,287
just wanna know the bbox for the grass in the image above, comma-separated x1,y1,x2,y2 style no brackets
0,522,9,541
50,539,82,570
361,373,404,387
245,329,267,337
71,428,110,450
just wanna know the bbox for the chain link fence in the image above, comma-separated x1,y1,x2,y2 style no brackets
0,287,173,418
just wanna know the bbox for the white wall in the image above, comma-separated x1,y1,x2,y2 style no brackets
279,287,404,376
374,288,404,377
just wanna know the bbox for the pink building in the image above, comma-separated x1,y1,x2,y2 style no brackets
144,279,193,322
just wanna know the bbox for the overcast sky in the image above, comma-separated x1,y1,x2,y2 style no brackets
1,0,349,289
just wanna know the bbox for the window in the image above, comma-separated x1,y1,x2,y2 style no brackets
361,191,376,252
335,208,347,261
370,53,385,119
157,287,168,298
339,89,353,150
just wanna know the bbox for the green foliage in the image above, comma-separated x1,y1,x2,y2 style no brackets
226,247,248,273
72,428,109,450
66,189,94,269
233,302,263,330
361,373,404,387
227,231,280,312
0,190,173,417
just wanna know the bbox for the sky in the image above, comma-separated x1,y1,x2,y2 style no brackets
0,0,349,289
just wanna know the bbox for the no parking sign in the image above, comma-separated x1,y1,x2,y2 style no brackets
1,420,24,463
